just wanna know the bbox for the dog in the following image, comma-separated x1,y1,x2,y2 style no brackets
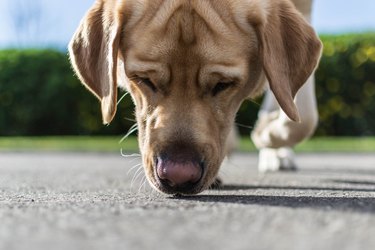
69,0,322,195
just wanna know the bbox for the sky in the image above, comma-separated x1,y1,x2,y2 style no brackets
1,0,375,48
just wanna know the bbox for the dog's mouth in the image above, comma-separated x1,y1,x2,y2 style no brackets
151,156,207,195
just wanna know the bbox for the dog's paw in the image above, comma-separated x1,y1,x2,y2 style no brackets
258,147,297,173
277,147,298,171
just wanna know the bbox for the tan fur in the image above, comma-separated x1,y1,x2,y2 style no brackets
69,0,322,194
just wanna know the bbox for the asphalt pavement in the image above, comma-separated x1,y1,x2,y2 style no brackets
1,152,375,250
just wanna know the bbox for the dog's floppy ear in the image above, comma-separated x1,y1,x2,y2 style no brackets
254,0,322,121
69,0,123,124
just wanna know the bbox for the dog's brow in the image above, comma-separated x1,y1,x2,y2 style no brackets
126,58,170,85
127,59,164,73
201,64,246,82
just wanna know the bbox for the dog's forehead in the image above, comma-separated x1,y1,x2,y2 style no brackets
123,0,265,28
125,0,258,31
123,0,259,68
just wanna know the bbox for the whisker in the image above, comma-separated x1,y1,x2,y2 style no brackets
132,169,145,192
120,149,141,158
130,164,143,182
130,165,144,190
120,123,138,143
120,150,142,167
128,157,142,166
134,168,145,182
124,117,137,123
235,122,253,130
138,175,147,193
247,98,262,107
144,179,153,193
127,163,142,176
117,92,129,106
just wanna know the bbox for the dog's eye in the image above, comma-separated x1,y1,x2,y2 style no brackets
212,82,234,96
138,77,157,92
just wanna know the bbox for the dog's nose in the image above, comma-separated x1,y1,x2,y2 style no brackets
156,158,202,187
155,143,204,193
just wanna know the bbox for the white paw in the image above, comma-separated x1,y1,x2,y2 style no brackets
258,147,297,173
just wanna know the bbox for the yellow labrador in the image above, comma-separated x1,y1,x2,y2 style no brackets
69,0,322,195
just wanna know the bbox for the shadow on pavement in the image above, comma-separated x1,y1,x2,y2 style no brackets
174,181,375,213
329,179,375,186
215,184,375,193
176,194,375,213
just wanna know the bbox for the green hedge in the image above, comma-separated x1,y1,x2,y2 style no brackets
0,33,375,136
0,50,135,136
315,34,375,136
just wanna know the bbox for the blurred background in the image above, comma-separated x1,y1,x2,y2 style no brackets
0,0,374,151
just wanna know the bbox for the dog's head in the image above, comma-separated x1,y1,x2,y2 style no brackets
69,0,321,194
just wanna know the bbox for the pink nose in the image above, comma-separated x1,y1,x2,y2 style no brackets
156,159,202,187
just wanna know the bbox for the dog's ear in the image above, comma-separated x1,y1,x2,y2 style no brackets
69,0,123,124
254,0,322,121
